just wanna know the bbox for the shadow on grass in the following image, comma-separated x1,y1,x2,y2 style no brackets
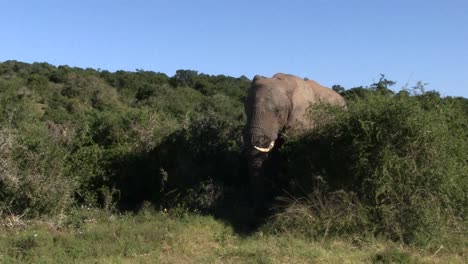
110,150,283,236
209,188,279,235
108,136,273,235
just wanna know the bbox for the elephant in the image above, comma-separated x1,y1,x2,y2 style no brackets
243,73,346,211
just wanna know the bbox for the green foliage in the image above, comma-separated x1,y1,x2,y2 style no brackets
0,61,248,216
278,89,468,244
0,125,73,217
116,113,245,211
170,69,199,87
0,60,466,249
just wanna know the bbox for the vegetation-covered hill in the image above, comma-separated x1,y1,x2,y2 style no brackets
0,60,250,214
0,61,466,261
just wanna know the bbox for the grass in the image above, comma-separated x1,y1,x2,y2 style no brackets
0,208,465,264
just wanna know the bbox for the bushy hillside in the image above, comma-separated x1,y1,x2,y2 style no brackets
0,61,466,247
0,61,250,216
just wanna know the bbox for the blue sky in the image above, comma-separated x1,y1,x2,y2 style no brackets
1,0,467,97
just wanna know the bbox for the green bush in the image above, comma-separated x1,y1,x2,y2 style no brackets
0,126,73,217
115,113,245,211
278,90,467,244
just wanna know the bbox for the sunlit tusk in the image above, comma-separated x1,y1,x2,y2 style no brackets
254,141,275,153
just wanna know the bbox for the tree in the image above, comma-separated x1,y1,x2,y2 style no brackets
332,84,346,95
371,74,395,95
171,70,198,87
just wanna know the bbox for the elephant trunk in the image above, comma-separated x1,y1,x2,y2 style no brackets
247,106,279,151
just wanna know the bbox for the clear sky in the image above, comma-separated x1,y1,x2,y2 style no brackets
1,0,467,97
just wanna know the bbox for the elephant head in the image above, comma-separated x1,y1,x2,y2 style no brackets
243,73,345,211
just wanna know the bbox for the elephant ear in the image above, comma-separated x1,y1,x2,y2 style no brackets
287,79,317,130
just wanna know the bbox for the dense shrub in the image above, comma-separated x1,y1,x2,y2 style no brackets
276,91,467,243
0,126,73,217
0,61,249,216
115,113,246,211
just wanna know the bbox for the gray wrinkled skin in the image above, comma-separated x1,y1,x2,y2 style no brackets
244,73,345,211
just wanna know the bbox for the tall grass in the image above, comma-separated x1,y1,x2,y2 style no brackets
1,208,465,263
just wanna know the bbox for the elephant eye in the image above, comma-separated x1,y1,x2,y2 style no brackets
274,106,287,120
274,107,282,116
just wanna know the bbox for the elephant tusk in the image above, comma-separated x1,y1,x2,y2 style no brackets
254,141,275,153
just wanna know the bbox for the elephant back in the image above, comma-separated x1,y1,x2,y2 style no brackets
306,80,346,107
